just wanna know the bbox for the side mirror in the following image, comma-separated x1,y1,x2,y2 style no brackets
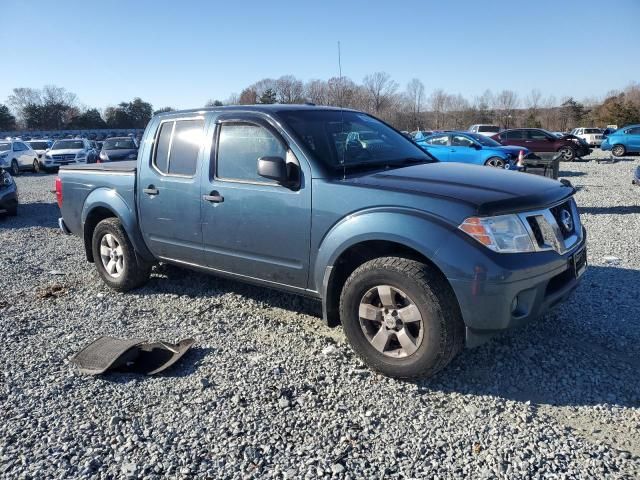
257,156,288,184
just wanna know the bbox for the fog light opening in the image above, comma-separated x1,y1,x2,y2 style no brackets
511,296,519,314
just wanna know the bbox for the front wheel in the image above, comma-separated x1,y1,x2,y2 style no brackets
92,218,151,291
611,144,626,157
484,157,506,168
10,160,19,176
557,146,576,161
33,159,41,173
339,257,464,379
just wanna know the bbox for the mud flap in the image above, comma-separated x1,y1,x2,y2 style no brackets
72,336,195,375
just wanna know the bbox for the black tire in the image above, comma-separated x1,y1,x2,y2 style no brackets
33,159,40,173
557,146,575,161
339,257,464,379
10,160,19,176
484,157,506,168
91,218,151,291
611,144,626,157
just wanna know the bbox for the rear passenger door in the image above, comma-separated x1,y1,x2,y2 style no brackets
138,116,206,264
200,113,311,289
625,126,640,150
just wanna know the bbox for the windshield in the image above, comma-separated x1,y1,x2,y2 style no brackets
28,141,49,150
478,125,500,133
277,109,434,169
584,128,601,134
52,140,84,150
103,138,136,150
467,133,501,146
0,143,10,152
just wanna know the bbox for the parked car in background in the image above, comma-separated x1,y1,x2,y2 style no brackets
0,168,18,216
415,131,529,168
27,140,52,171
98,137,139,163
601,124,640,157
56,105,586,379
0,139,40,175
410,130,433,140
492,128,592,161
43,138,97,172
570,127,603,147
468,124,501,137
602,127,618,138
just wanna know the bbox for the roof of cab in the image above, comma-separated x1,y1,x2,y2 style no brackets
153,104,355,118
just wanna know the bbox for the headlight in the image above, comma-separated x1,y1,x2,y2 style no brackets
459,214,534,253
1,171,13,186
45,153,52,159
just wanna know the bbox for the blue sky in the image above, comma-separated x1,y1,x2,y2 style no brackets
1,0,638,110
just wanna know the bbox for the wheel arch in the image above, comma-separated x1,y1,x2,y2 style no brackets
314,209,462,327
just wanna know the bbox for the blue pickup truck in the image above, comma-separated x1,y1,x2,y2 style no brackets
57,105,587,378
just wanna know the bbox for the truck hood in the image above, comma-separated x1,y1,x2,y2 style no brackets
343,162,574,216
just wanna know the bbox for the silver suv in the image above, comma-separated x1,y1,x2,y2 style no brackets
43,139,96,172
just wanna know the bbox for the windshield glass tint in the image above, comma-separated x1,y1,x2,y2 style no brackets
52,140,84,149
103,139,136,150
277,110,433,168
28,141,49,150
0,143,10,152
478,126,500,133
467,133,501,146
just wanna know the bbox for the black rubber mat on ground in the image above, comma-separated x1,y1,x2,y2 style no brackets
71,336,195,375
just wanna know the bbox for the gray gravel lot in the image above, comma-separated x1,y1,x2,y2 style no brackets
1,150,639,479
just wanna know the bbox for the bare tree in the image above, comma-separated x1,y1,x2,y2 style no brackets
447,94,471,129
406,78,425,129
428,89,449,129
238,88,258,105
275,75,304,104
362,72,398,114
493,90,519,128
304,79,329,105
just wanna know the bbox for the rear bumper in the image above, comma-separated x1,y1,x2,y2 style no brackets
449,230,587,347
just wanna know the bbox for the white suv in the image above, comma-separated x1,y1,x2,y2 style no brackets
469,124,501,137
43,138,95,172
0,139,40,175
570,128,603,147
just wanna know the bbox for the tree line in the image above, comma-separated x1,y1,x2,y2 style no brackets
2,77,639,133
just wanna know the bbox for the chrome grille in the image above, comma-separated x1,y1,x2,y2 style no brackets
518,199,582,254
52,154,76,160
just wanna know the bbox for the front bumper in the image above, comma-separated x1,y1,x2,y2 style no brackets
449,230,587,347
0,187,18,213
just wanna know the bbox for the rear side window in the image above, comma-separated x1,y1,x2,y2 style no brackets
627,127,640,134
478,126,499,133
503,130,524,140
527,130,550,140
153,119,204,176
216,123,286,183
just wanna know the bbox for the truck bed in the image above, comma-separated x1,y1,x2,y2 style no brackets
60,160,137,173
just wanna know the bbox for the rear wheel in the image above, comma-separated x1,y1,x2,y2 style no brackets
484,157,506,168
33,159,40,173
339,257,464,379
557,146,576,161
92,218,151,291
10,160,19,176
611,144,626,157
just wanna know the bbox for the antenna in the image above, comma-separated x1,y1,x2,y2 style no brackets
338,41,346,180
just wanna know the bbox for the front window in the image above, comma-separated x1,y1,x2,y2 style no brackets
103,138,137,150
451,135,474,147
276,109,434,170
52,140,84,150
0,143,10,152
427,135,449,146
527,130,553,141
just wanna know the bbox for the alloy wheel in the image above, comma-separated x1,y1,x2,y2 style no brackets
99,233,125,278
486,158,505,168
358,285,424,358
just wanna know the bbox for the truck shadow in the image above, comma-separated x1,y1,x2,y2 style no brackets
0,201,59,229
423,265,640,408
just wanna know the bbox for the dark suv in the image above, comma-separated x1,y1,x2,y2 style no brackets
492,128,592,161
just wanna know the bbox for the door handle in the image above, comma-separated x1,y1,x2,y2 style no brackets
203,191,224,203
143,186,159,196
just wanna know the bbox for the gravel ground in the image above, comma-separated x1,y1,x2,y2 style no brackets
1,150,639,479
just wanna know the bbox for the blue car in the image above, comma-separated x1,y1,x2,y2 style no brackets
414,131,529,169
601,125,640,157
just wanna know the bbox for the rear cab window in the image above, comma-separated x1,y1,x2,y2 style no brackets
153,118,205,176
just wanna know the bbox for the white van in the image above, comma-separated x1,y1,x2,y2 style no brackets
469,124,501,137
